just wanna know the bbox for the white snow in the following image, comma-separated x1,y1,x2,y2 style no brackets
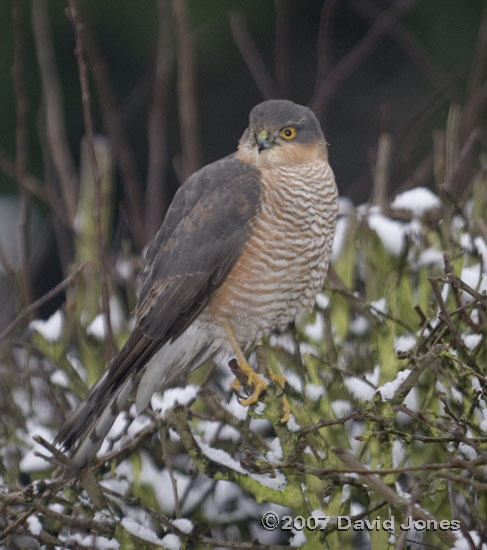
197,436,286,490
27,514,42,536
305,383,325,401
331,400,353,416
50,369,70,388
151,385,199,416
332,215,349,262
377,369,411,401
289,529,306,547
367,212,409,256
315,292,330,309
29,310,64,342
304,312,324,341
460,264,487,297
371,298,387,315
417,247,444,268
391,187,441,215
160,534,180,550
452,531,487,550
394,335,416,353
463,333,482,350
121,517,165,545
344,376,375,401
350,315,369,336
86,298,125,340
59,533,120,549
266,437,283,463
171,518,193,534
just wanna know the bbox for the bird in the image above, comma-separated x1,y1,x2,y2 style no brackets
55,99,338,469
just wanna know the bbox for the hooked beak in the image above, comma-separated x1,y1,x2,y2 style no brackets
256,130,273,153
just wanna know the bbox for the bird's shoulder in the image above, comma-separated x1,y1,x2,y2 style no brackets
143,153,262,271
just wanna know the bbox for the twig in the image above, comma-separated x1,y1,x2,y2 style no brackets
12,0,33,310
349,0,450,92
67,0,115,359
274,0,290,97
79,6,146,248
333,447,457,547
146,0,172,237
31,0,77,224
172,0,200,180
314,0,340,93
230,11,277,99
310,0,421,118
0,261,88,342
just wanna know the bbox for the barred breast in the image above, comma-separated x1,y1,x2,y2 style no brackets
201,160,338,350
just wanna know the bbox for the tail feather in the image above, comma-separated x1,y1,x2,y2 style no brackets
55,329,161,468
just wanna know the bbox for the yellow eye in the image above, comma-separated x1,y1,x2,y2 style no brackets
280,126,297,140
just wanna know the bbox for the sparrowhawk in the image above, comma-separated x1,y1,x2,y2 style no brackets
55,99,338,468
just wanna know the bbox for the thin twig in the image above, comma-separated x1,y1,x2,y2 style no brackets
274,0,290,97
79,6,146,248
310,0,421,118
67,0,115,359
32,0,77,224
0,261,88,343
349,0,450,92
146,0,172,237
12,0,33,310
314,0,339,93
230,10,277,100
172,0,201,180
333,447,457,547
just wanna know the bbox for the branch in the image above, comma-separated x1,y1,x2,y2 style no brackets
230,11,277,99
310,0,421,118
31,0,77,224
172,0,201,180
0,261,88,343
67,0,115,359
146,0,172,237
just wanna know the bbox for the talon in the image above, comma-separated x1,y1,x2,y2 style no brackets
224,320,268,408
269,371,286,390
231,377,242,393
280,395,291,423
238,370,268,406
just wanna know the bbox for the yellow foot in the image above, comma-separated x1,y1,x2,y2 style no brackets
269,371,290,423
224,320,268,407
239,368,268,406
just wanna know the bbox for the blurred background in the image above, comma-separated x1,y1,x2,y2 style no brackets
0,0,485,330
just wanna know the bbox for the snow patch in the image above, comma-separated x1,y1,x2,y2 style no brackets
29,310,64,342
377,369,411,401
391,187,441,215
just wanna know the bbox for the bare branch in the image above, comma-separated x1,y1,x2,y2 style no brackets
172,0,201,180
67,0,115,359
230,10,277,100
0,261,88,343
146,0,172,237
311,0,421,118
31,0,77,224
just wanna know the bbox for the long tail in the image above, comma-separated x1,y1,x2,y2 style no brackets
55,329,160,469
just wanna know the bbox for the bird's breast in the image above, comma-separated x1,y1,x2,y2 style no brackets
203,160,338,348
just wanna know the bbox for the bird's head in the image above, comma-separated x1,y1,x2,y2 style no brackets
237,99,328,168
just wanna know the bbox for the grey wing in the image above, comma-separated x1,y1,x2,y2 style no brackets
55,155,261,460
135,155,262,341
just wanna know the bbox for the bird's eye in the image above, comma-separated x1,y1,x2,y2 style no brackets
280,126,297,140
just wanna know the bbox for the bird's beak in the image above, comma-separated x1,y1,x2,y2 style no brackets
257,130,273,153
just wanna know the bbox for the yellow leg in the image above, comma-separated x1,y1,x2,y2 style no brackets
224,321,268,406
269,371,291,423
